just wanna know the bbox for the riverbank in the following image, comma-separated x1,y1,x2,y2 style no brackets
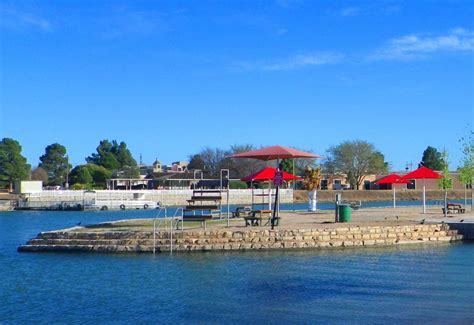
19,206,471,253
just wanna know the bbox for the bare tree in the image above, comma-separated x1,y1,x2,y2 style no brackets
324,140,388,190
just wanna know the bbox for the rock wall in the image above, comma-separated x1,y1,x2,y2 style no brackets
19,224,463,253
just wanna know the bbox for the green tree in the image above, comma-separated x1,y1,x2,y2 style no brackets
0,138,31,191
86,163,112,186
324,140,388,190
39,143,71,186
86,140,138,177
458,130,473,209
438,151,452,217
69,165,93,185
419,146,444,170
280,159,294,174
30,167,48,183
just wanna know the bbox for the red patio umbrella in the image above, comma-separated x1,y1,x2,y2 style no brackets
402,166,442,213
375,173,409,209
241,167,302,182
241,167,301,211
230,146,320,229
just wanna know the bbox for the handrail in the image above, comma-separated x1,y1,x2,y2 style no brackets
153,207,167,254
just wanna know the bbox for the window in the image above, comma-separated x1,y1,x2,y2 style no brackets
407,180,416,189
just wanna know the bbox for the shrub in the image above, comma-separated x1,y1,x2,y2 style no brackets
229,180,248,189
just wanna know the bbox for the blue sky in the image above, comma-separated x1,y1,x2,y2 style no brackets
1,0,473,171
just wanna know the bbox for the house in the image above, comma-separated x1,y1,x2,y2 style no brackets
319,174,377,190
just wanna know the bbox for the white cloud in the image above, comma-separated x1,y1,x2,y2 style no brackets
370,28,474,61
232,52,344,72
0,7,52,31
340,7,361,17
275,28,288,36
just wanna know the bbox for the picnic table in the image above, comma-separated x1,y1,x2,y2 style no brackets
243,210,280,227
442,203,466,214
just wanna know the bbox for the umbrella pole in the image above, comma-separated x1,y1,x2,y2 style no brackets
393,186,396,209
271,158,280,230
251,180,254,210
268,181,271,210
423,179,426,214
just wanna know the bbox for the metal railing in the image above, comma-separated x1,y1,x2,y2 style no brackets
153,207,183,254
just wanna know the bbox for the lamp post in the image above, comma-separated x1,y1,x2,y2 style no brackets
64,155,70,190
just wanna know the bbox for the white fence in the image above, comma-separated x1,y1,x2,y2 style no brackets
22,189,294,206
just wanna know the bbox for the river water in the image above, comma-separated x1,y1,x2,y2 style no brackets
1,201,473,323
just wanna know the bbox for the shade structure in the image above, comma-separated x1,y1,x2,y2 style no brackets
375,174,409,185
229,145,321,161
402,166,442,180
230,145,321,229
402,166,442,213
375,173,409,209
241,167,301,182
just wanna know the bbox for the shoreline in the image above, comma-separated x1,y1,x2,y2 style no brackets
18,206,472,254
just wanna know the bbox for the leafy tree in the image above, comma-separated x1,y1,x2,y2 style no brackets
39,143,71,186
438,151,452,190
86,140,120,170
419,146,444,170
324,140,388,190
86,163,112,186
458,130,473,209
69,165,93,185
31,167,48,183
188,154,205,170
280,159,294,174
0,138,31,191
86,140,137,177
438,151,452,217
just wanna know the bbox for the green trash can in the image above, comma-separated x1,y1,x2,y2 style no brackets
338,204,351,222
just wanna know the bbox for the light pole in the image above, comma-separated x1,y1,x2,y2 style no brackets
64,155,70,190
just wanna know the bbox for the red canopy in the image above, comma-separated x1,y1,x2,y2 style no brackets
375,173,409,185
402,166,442,180
229,145,321,161
241,167,302,182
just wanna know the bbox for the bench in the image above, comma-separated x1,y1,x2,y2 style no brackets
232,206,252,218
442,203,466,214
179,210,214,230
243,210,279,227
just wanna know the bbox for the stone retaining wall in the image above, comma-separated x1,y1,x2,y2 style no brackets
19,224,463,253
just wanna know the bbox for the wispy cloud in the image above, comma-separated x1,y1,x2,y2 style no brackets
275,28,288,36
99,8,172,38
340,7,361,17
370,28,474,61
232,52,344,72
0,7,52,31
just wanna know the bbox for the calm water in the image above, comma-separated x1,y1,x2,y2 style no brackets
1,203,473,323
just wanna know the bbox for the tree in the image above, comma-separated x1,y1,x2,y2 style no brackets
86,140,138,177
438,151,452,217
419,146,444,170
219,144,265,179
69,165,93,185
86,163,112,187
0,138,31,191
31,167,48,183
280,159,294,174
188,154,205,170
458,130,473,209
324,140,388,190
39,143,71,186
